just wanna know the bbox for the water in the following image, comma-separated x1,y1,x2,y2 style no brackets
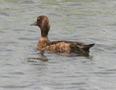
0,0,116,90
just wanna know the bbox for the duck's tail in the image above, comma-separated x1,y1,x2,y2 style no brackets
82,43,95,52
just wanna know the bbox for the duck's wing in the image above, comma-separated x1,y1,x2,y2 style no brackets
49,40,95,51
49,40,94,47
48,40,94,56
48,40,83,45
69,43,95,56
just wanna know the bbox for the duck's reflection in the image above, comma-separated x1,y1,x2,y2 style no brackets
28,52,48,62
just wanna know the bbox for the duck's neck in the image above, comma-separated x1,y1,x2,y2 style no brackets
41,29,49,37
40,24,50,37
39,28,49,48
38,23,50,50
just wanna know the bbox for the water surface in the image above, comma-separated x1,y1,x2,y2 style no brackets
0,0,116,90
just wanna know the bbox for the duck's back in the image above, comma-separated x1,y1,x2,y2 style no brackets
46,41,94,56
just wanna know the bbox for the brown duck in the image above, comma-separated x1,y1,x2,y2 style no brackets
31,15,95,56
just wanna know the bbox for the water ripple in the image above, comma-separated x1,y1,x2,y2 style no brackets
0,0,116,90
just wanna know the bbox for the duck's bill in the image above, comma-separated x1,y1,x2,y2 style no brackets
30,22,37,26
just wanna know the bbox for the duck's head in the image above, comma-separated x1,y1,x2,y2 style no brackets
31,15,50,37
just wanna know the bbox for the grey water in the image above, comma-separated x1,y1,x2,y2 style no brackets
0,0,116,90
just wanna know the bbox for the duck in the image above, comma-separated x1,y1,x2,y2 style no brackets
31,15,95,56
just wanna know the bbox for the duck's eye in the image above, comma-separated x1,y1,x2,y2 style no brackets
37,17,40,21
